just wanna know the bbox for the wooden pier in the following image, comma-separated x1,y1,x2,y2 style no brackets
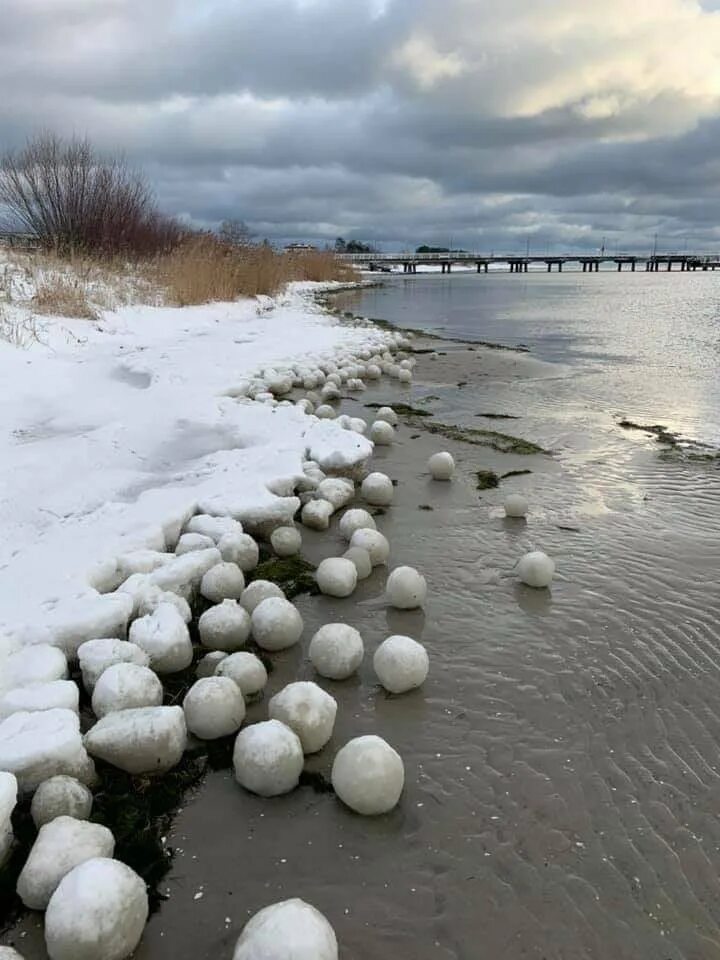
339,251,720,274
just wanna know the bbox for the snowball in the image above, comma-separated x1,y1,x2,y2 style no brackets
175,532,215,556
91,663,163,719
316,558,358,598
385,565,427,610
0,681,79,722
134,584,192,624
349,529,390,566
0,947,23,959
338,508,376,541
309,624,364,680
360,472,394,506
0,645,67,693
316,478,354,510
268,682,337,754
270,526,302,557
326,373,341,387
31,777,93,829
251,597,303,652
186,514,243,543
517,550,555,588
343,546,373,581
315,404,335,419
504,494,529,518
183,677,245,740
320,383,340,402
218,533,259,572
0,710,93,792
49,595,134,659
301,499,334,531
44,858,148,960
201,562,246,603
370,420,395,445
0,772,17,868
233,898,338,960
366,364,381,380
296,398,314,415
398,369,412,383
196,651,228,678
217,652,268,697
428,451,455,480
349,417,367,434
78,639,150,693
233,720,304,797
198,600,251,652
399,359,414,370
84,706,187,775
374,406,398,426
18,816,115,910
129,603,193,674
373,635,429,694
331,735,404,815
115,549,172,581
149,547,222,599
240,580,285,614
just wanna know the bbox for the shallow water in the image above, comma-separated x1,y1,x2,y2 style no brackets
5,278,720,958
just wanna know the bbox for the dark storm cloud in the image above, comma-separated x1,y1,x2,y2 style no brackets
3,0,720,251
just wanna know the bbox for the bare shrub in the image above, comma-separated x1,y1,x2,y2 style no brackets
32,274,97,320
0,132,182,258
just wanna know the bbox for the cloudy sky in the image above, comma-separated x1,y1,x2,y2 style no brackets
4,0,720,252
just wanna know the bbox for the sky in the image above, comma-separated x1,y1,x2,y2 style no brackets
3,0,720,252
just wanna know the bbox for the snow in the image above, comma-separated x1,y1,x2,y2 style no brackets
0,646,68,693
0,680,79,721
17,815,115,910
44,857,148,960
84,705,187,775
0,283,393,636
0,771,17,867
0,709,94,792
233,898,338,960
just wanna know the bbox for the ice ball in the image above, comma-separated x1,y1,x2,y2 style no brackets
370,420,395,445
301,499,334,531
201,562,245,603
270,526,302,557
240,580,284,614
183,677,245,739
385,565,427,610
342,546,373,581
233,898,337,960
504,494,529,518
349,529,390,566
316,558,357,598
196,651,228,679
251,597,303,651
374,406,398,426
216,652,268,697
91,663,163,718
338,509,376,541
198,600,251,652
31,777,93,830
233,720,303,797
360,472,393,506
218,533,259,572
373,635,429,694
331,735,404,815
309,624,364,680
268,682,337,754
428,451,455,480
175,532,214,556
517,550,555,588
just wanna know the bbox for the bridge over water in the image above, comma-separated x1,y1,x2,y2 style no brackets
339,251,720,273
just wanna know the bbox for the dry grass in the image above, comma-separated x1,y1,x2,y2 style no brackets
32,274,98,320
156,237,357,307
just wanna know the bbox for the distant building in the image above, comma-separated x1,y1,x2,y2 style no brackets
284,242,317,252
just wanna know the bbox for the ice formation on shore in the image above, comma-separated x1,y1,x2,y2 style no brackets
373,635,429,694
385,566,427,609
268,682,337,754
428,451,455,480
233,898,338,960
331,735,404,815
309,624,364,680
233,720,304,797
504,493,529,518
517,550,555,588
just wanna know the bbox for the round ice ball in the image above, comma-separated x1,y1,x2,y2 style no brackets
201,562,245,603
360,472,393,506
349,528,390,566
44,857,148,960
373,634,429,694
218,533,259,572
268,682,337,754
0,947,24,959
320,384,340,402
251,597,303,651
398,369,412,383
338,509,376,541
301,499,334,531
240,580,284,614
331,735,404,815
310,624,364,680
342,546,372,581
296,398,314,415
366,364,381,380
183,677,245,740
233,720,304,797
370,420,395,445
91,662,163,718
505,494,529,518
517,550,555,588
349,417,367,434
198,599,251,652
175,532,214,555
217,652,268,697
385,565,427,610
196,651,228,679
315,404,335,420
375,406,398,426
233,898,338,960
270,526,302,558
31,776,93,830
428,451,455,480
316,558,357,598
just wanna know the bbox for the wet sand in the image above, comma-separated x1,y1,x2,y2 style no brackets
6,336,720,959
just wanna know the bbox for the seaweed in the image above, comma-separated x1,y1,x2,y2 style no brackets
476,470,500,490
410,419,547,455
299,770,334,794
500,469,533,479
418,504,434,511
477,412,521,420
248,555,319,599
617,419,679,445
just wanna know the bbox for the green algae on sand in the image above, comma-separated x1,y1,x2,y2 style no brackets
410,418,547,455
248,555,319,599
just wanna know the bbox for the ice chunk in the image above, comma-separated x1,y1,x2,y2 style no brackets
251,597,303,652
370,420,395,445
301,499,334,531
233,898,338,960
175,532,215,555
349,529,390,566
373,635,429,694
331,735,404,815
0,772,17,867
0,681,79,721
270,526,302,557
428,451,455,481
216,652,268,697
309,624,364,680
316,478,354,510
31,776,93,828
186,514,244,543
84,706,186,775
239,580,284,614
183,677,245,740
0,710,93,792
360,471,393,507
338,508,376,541
200,562,245,603
198,600,251,652
233,720,303,797
77,639,150,693
218,533,259,572
316,558,357,598
0,946,24,959
129,603,193,673
48,594,134,659
385,566,427,610
517,550,555,588
91,663,163,718
44,857,148,960
17,816,115,910
0,645,68,693
268,682,337,754
342,546,372,581
148,547,221,599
